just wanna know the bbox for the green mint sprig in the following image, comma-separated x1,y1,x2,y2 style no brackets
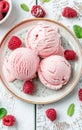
0,108,7,119
73,25,82,38
67,103,75,117
42,0,51,2
20,3,29,12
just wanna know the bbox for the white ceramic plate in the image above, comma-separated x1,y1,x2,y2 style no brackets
0,18,82,104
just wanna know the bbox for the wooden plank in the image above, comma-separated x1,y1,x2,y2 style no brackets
36,0,82,129
0,0,36,130
36,77,82,130
38,0,82,25
0,81,35,130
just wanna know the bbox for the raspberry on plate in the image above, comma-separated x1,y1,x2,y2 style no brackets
23,81,34,95
31,5,46,18
45,108,57,121
62,7,77,18
2,115,16,126
0,1,9,13
78,89,82,101
8,36,22,50
64,50,77,60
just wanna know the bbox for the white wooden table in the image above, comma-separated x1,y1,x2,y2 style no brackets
0,0,82,130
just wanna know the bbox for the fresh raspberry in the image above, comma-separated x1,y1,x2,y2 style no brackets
64,50,76,60
8,36,22,50
0,1,3,12
31,5,46,18
0,1,9,13
2,12,6,17
45,108,57,121
0,11,3,20
78,89,82,101
62,7,77,18
23,81,34,95
2,115,16,126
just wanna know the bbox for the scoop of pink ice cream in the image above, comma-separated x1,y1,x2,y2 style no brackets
55,45,64,57
38,55,71,90
26,22,62,58
3,47,39,82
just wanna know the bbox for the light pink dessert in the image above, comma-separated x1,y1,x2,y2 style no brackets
26,22,63,58
55,45,64,57
38,55,71,90
3,47,39,82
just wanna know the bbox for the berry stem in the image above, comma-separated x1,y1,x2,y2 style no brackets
36,0,38,5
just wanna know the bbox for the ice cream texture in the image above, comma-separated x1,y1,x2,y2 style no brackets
26,22,64,58
38,55,71,90
3,47,39,82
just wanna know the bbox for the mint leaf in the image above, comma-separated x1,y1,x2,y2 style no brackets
73,25,82,38
0,108,7,119
42,0,51,2
67,103,75,117
20,3,29,12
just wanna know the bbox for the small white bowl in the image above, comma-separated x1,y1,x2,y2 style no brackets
0,0,12,24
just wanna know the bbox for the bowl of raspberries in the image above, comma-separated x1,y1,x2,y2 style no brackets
0,0,12,24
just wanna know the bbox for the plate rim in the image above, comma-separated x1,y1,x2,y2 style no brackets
0,18,82,104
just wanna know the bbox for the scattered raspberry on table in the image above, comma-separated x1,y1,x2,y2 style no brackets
8,36,22,50
31,5,46,18
2,115,16,126
23,81,34,95
62,7,77,18
45,108,57,121
78,89,82,101
64,50,77,60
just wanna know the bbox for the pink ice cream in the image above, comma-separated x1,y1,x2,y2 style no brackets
38,55,71,90
26,22,64,58
3,47,39,82
55,45,64,57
